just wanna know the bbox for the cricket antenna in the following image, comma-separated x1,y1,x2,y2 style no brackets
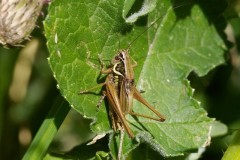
116,32,121,51
126,0,193,51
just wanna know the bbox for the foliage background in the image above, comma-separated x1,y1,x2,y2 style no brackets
0,0,240,159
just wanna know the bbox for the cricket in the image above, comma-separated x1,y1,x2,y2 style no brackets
80,49,166,139
80,49,166,160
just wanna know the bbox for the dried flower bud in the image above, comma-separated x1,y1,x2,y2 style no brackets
0,0,46,46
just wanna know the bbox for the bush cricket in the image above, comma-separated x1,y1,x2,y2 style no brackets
80,50,166,139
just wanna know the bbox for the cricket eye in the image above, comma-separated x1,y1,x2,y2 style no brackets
114,56,120,61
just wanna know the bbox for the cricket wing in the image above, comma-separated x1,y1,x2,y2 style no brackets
106,82,134,138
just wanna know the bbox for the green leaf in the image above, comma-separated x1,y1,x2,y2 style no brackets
210,121,228,137
23,96,70,160
109,132,139,159
122,0,157,23
222,130,240,160
44,0,226,158
44,137,110,160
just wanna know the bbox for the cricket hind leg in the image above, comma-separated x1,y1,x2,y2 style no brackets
130,87,166,122
128,111,164,122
